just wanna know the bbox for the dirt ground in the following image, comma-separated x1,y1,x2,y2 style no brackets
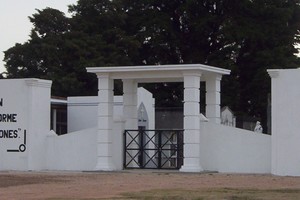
1,170,300,200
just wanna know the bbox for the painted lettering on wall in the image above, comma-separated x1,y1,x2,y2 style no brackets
0,114,17,122
7,129,27,152
0,130,18,138
0,98,27,152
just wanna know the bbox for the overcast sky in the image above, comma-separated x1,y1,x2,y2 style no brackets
0,0,77,73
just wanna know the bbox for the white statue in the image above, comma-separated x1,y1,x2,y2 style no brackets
254,121,263,133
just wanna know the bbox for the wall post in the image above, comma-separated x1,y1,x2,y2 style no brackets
180,72,203,172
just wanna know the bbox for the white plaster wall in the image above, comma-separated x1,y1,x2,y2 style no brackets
27,79,52,170
269,69,300,176
111,117,126,170
67,96,98,133
0,79,51,171
68,87,155,132
201,122,271,173
46,128,97,171
46,117,125,171
0,79,29,170
64,88,154,171
138,88,155,130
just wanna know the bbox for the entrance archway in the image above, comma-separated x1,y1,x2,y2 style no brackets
87,64,230,172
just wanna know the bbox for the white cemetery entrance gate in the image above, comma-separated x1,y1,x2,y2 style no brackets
87,64,230,172
124,129,184,169
125,99,183,169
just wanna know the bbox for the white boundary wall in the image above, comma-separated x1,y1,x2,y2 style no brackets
46,87,154,171
0,79,51,170
46,116,125,171
2,77,296,176
0,81,155,171
201,122,271,173
67,87,155,132
268,69,300,176
46,128,97,171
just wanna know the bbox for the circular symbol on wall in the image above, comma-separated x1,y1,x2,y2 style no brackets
7,129,27,153
19,144,26,152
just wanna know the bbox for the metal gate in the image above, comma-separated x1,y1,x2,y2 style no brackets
124,129,183,169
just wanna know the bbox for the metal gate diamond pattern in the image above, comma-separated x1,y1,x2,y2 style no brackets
124,129,183,169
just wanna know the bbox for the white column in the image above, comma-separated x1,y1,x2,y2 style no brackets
123,80,138,129
123,80,138,168
94,73,115,171
26,79,52,170
180,72,203,172
206,75,222,123
267,70,279,175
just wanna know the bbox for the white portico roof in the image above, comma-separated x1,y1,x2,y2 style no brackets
87,64,230,82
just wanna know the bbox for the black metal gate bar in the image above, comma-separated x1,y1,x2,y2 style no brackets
124,129,184,169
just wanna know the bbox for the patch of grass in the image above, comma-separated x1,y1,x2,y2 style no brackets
121,188,300,200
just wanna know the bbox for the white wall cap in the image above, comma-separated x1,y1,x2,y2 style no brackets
268,68,300,79
0,78,51,87
51,98,67,105
24,78,52,88
267,69,280,78
200,113,209,122
47,130,57,137
87,64,230,79
138,87,153,98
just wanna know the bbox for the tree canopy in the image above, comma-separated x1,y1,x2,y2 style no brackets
3,0,300,130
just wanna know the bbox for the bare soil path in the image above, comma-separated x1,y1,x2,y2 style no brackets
1,170,300,199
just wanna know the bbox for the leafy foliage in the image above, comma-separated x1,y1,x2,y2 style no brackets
3,0,300,129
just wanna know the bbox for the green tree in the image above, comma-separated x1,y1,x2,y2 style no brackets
3,8,94,96
4,6,140,96
122,0,239,107
3,0,300,130
221,0,300,128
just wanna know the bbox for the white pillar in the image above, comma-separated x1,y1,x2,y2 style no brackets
267,70,279,175
26,79,52,170
94,73,115,171
123,80,138,129
180,72,203,172
206,75,222,123
123,80,138,168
